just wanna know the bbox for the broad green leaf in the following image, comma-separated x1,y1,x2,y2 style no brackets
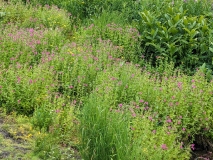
151,29,155,36
209,47,213,53
168,20,173,27
202,25,208,32
200,44,208,53
0,12,6,17
183,28,190,34
173,14,180,24
152,28,158,39
161,26,167,33
183,17,188,26
198,15,204,23
146,42,165,53
180,39,188,44
189,21,196,29
167,7,173,14
179,6,183,13
164,14,170,20
190,29,199,38
168,27,178,34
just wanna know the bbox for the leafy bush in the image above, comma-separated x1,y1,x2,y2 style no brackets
22,0,142,24
182,0,213,16
31,105,55,131
138,6,213,72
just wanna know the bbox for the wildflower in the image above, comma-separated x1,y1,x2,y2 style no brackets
191,79,195,83
29,79,33,84
167,119,172,123
73,100,77,104
161,144,168,150
144,106,149,110
130,126,135,130
204,126,209,131
118,103,123,108
135,105,140,109
55,109,60,113
192,85,196,89
115,109,120,113
69,85,73,89
111,77,116,81
182,128,186,131
17,77,21,83
191,144,195,150
132,113,136,117
29,28,34,33
177,82,182,88
152,130,156,134
180,142,183,149
168,126,172,130
139,99,144,103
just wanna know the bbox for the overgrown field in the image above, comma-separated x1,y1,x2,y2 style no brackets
0,0,213,159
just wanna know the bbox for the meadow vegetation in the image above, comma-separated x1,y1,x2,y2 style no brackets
0,0,213,159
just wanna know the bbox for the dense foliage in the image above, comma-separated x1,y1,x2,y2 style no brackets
0,0,213,159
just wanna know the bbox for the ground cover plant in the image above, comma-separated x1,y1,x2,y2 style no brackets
0,0,213,159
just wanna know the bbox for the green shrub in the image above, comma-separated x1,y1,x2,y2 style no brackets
138,6,212,72
31,104,55,132
28,0,142,23
182,0,213,16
